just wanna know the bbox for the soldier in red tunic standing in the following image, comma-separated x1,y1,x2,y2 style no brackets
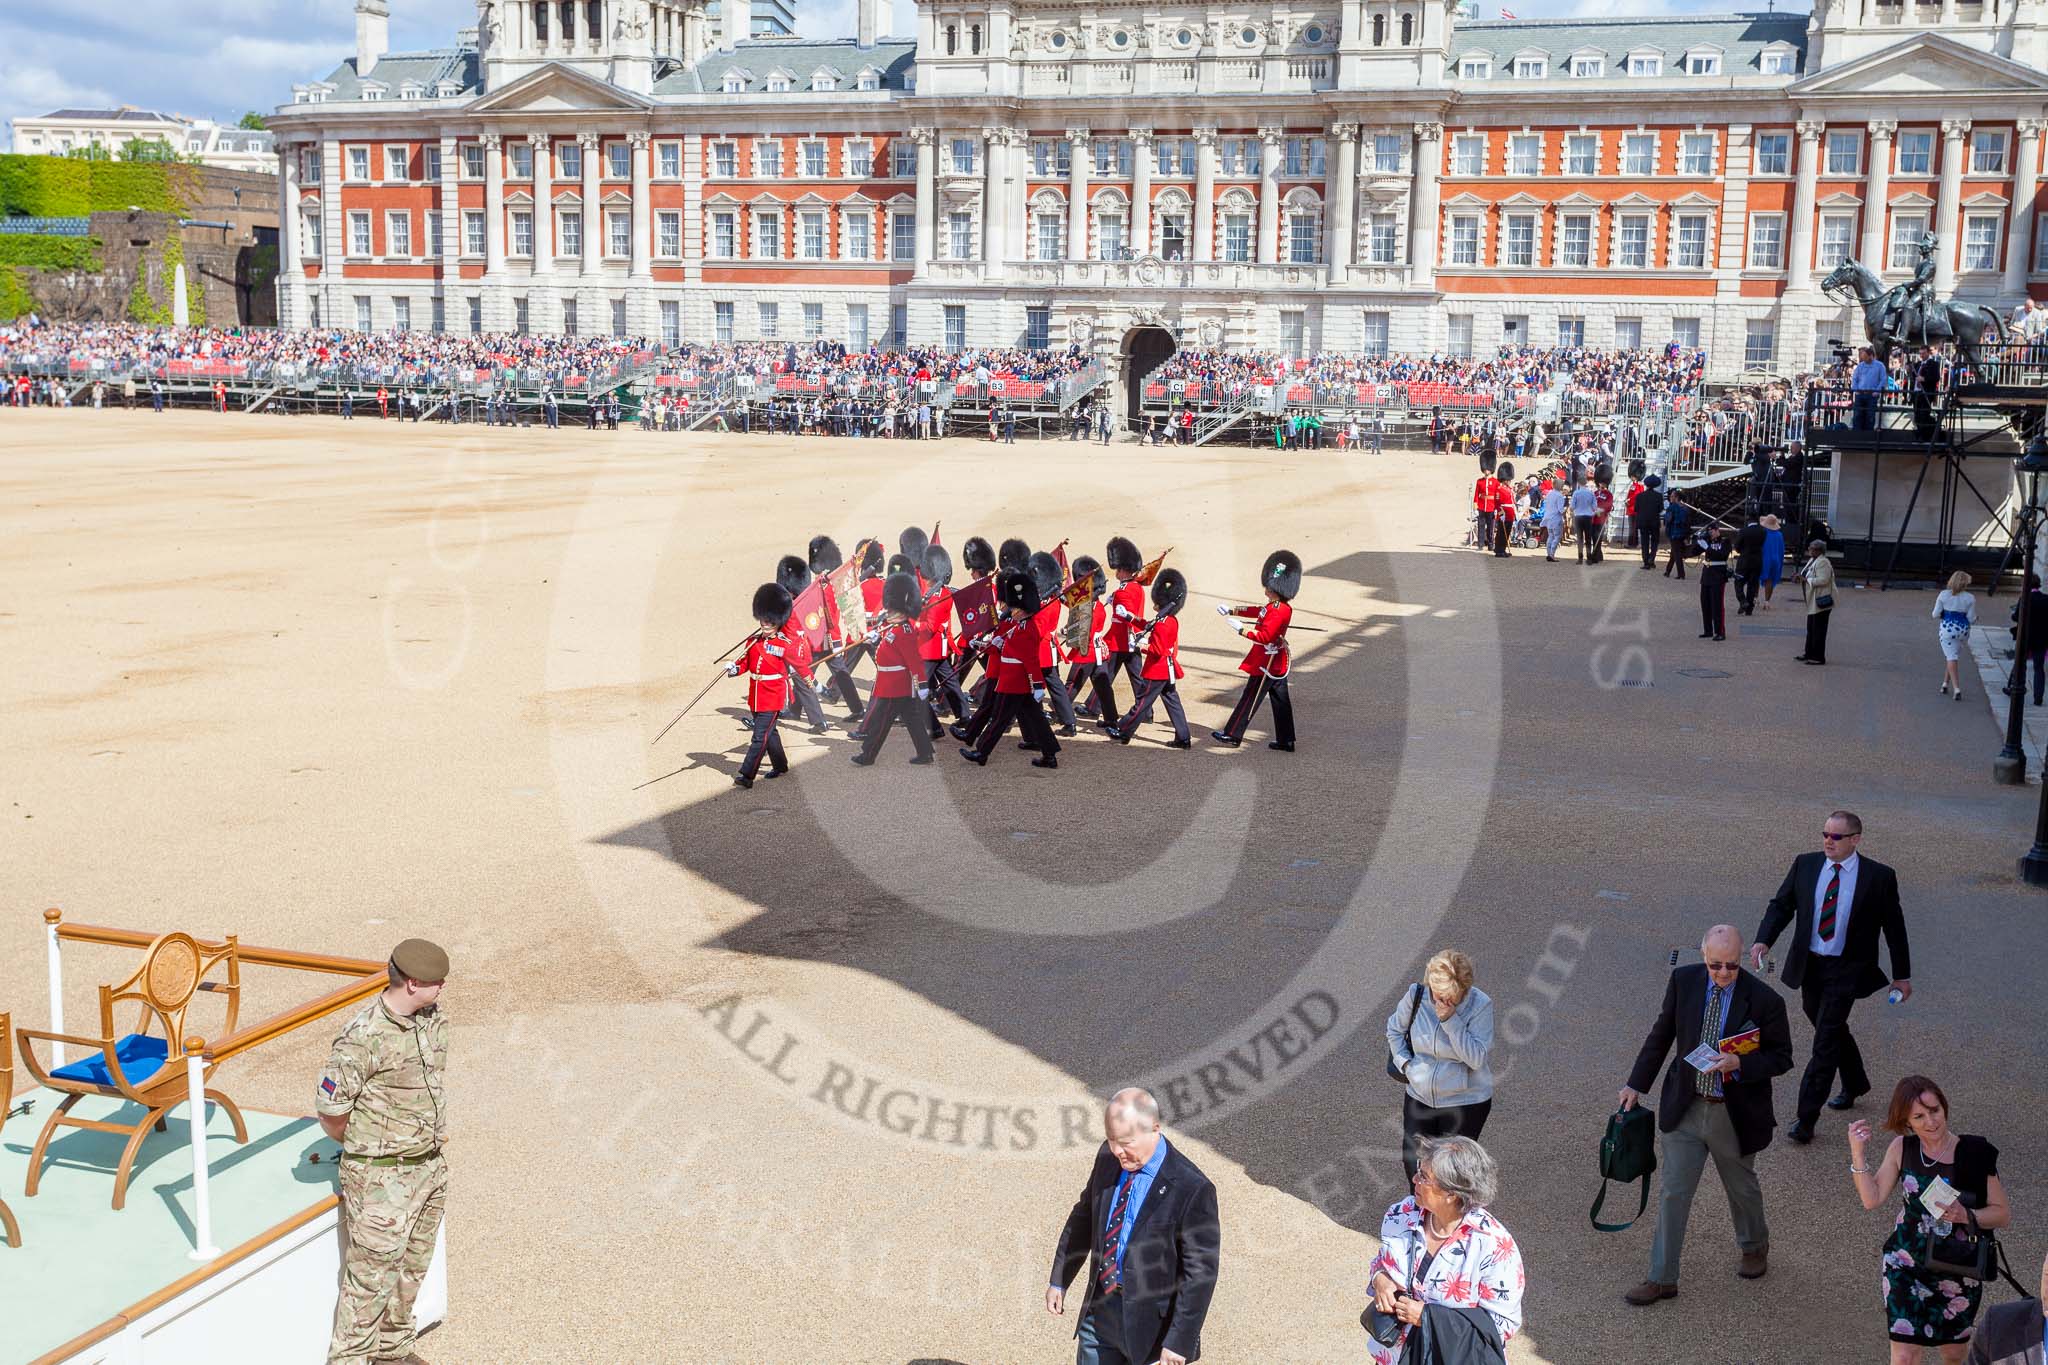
1108,569,1191,749
1212,550,1300,752
960,570,1061,770
1026,551,1079,738
1060,554,1121,730
726,583,795,788
852,571,936,766
1102,536,1148,709
774,555,830,734
918,543,967,735
808,536,866,725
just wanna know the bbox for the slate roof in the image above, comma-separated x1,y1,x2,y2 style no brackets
1449,11,1808,79
312,49,483,99
40,108,183,122
652,39,916,95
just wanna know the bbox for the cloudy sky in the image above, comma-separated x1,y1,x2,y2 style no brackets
2,0,1740,139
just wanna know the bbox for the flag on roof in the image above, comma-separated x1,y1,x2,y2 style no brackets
1499,6,1516,14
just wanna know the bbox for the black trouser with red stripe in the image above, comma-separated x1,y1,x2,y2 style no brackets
737,710,787,780
970,691,1061,760
1115,678,1188,743
855,696,933,762
1220,672,1295,746
1108,649,1144,709
1066,662,1121,726
954,682,1002,744
924,657,967,724
822,658,865,719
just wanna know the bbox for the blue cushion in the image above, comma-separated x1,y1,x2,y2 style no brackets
50,1033,170,1089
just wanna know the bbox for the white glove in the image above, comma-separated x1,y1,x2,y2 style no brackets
724,663,741,677
1215,603,1232,616
913,685,930,701
1031,686,1047,703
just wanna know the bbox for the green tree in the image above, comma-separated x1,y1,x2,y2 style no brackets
238,112,268,131
121,137,180,164
64,143,111,162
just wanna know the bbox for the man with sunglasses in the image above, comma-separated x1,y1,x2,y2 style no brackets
1751,810,1912,1144
1620,925,1794,1307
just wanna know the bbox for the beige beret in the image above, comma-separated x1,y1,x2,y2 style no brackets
390,938,450,983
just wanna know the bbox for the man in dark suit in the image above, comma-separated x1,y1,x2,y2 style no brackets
1048,1088,1220,1365
1732,515,1767,615
1620,924,1795,1307
1751,809,1911,1143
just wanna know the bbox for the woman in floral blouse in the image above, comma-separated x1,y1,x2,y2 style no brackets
1848,1075,2010,1364
1366,1136,1525,1364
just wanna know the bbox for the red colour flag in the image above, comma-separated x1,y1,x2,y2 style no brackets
952,576,997,643
791,579,831,653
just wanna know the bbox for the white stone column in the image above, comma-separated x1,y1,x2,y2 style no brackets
279,142,300,272
982,127,1006,269
1257,127,1284,265
1326,122,1358,285
484,132,507,275
913,126,937,276
1936,117,1971,295
1006,130,1028,264
1193,128,1217,263
629,131,652,278
1409,121,1442,288
438,133,459,271
1131,128,1153,257
1787,119,1824,291
580,131,602,276
2005,119,2043,297
530,132,554,278
1861,120,1894,272
1066,126,1091,261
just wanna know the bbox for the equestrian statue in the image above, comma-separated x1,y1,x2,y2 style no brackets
1821,234,2004,372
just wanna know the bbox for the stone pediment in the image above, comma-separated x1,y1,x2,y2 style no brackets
1788,33,2048,96
464,63,654,114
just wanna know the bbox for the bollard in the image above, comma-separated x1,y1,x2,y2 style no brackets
185,1039,220,1261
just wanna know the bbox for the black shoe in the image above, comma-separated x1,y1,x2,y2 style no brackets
1168,738,1192,750
763,767,786,780
733,774,754,789
1018,742,1041,751
1699,632,1713,639
809,725,829,735
1794,655,1809,662
908,754,935,765
948,724,972,742
1785,1120,1816,1145
1804,658,1825,666
1211,729,1241,747
1269,741,1295,752
1057,726,1079,737
1714,634,1726,641
1827,1089,1867,1111
850,754,876,767
1109,730,1131,745
1031,756,1058,769
958,746,986,766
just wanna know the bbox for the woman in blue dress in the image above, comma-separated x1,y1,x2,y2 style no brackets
1758,514,1787,608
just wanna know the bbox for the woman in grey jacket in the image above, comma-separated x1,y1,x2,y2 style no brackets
1386,950,1496,1182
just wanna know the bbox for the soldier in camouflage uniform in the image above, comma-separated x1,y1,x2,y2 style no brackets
317,938,451,1365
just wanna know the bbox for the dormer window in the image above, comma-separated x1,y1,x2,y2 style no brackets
765,73,791,92
1684,50,1721,75
400,82,424,99
722,71,747,94
1759,47,1796,75
435,80,460,97
362,83,387,101
812,71,836,91
856,68,880,91
1512,55,1546,79
1570,54,1604,77
1459,56,1491,78
1627,51,1662,76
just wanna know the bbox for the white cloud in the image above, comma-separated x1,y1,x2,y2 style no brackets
0,60,118,141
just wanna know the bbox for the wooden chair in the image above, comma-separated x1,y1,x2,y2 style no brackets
1,1012,18,1247
17,932,249,1211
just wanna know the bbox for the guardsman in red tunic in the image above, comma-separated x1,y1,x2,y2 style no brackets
808,535,865,722
726,583,795,788
899,526,931,596
1026,552,1079,737
1473,471,1502,551
1212,550,1300,752
1109,569,1191,748
948,608,1023,748
774,555,831,733
851,571,936,766
951,536,999,692
845,539,888,740
1102,536,1147,708
1059,555,1121,729
967,537,1033,708
960,571,1060,769
918,543,967,734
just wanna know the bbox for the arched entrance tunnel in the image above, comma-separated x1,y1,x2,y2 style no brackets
1123,326,1178,428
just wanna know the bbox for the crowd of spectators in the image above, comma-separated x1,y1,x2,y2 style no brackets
1152,344,1709,407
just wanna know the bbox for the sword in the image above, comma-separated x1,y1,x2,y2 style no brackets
653,626,768,744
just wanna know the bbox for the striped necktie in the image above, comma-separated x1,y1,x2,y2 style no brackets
1099,1174,1134,1294
1818,863,1842,944
1696,983,1726,1097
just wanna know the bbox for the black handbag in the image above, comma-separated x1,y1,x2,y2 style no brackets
1926,1205,1995,1282
1814,593,1835,611
1360,1292,1409,1348
1385,984,1424,1082
1590,1105,1658,1232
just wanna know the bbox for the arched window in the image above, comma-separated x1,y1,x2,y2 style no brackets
945,24,958,54
970,23,982,53
1400,12,1415,44
1372,13,1385,45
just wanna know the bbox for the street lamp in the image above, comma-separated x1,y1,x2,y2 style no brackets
2014,435,2048,884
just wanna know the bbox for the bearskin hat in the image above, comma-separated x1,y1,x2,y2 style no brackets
1261,550,1303,603
886,551,917,579
1495,461,1515,484
1070,554,1105,599
807,535,843,576
998,569,1042,615
775,554,812,598
859,540,885,577
752,582,795,629
882,570,921,617
899,526,930,565
1106,536,1143,575
962,535,997,574
923,543,954,590
1027,551,1062,605
1151,568,1188,618
998,537,1032,573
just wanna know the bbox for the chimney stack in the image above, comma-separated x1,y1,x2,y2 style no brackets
357,0,391,76
857,0,892,48
720,0,747,50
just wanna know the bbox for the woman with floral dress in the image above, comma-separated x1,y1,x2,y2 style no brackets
1848,1075,2010,1364
1366,1136,1524,1365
